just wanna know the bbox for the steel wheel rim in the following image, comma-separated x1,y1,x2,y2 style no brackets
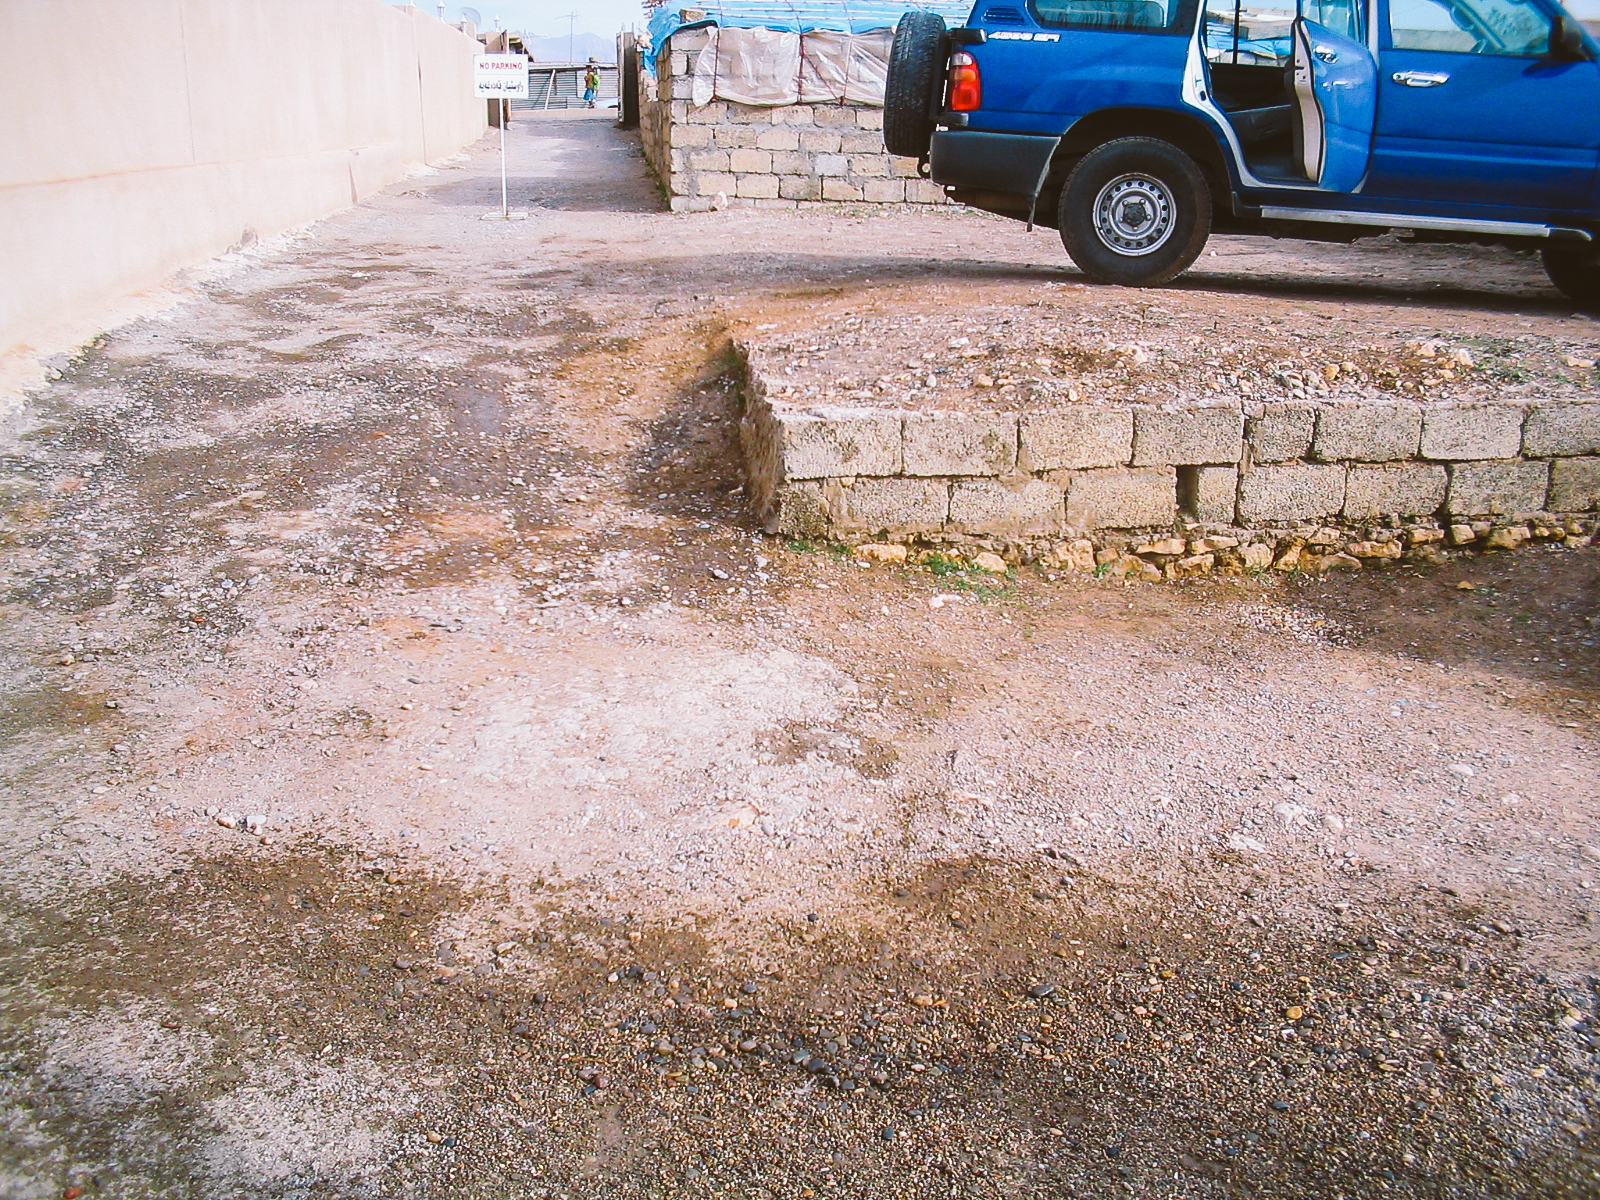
1092,173,1176,257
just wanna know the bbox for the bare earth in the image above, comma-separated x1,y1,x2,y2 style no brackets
0,112,1596,1199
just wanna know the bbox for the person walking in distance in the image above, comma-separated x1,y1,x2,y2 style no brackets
583,58,599,108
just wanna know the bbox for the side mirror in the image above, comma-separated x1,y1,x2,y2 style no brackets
1551,14,1588,60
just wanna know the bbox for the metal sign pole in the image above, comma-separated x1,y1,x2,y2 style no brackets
474,51,528,220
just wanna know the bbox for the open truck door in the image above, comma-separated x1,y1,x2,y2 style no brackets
1290,14,1378,190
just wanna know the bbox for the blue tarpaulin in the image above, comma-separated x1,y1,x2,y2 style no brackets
644,0,974,69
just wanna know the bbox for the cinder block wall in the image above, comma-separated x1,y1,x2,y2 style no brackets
740,342,1600,575
638,29,946,212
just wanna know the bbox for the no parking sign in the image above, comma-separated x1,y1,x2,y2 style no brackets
474,54,529,98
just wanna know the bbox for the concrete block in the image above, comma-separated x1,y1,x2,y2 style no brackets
814,154,849,177
713,125,760,148
695,172,736,197
1523,402,1600,456
861,178,906,203
1020,408,1132,470
837,477,949,531
841,133,883,153
728,148,772,173
685,101,726,124
1445,460,1550,516
1238,464,1347,522
773,408,903,479
1312,403,1421,461
1421,403,1524,460
799,130,842,153
1549,456,1600,510
1064,468,1177,529
949,477,1065,536
905,179,946,203
779,175,819,201
735,174,780,199
1133,405,1244,466
771,481,828,538
850,156,890,176
903,412,1016,476
768,151,807,174
688,149,730,172
671,29,711,52
670,75,694,100
821,179,864,201
669,124,713,148
755,128,800,151
726,103,774,124
670,101,690,123
668,51,690,75
814,106,858,127
772,105,815,126
1247,403,1314,463
856,108,884,129
1343,463,1447,519
1194,466,1238,523
891,156,924,178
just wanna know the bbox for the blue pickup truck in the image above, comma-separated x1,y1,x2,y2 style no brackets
884,0,1600,299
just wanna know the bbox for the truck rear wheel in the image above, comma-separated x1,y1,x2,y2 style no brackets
1058,138,1211,287
1542,244,1600,308
883,11,946,159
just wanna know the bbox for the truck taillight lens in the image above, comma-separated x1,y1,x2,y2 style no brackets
949,51,982,112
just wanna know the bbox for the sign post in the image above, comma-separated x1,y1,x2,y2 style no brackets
474,54,529,219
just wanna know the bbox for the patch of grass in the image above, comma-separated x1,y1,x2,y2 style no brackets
786,539,821,554
916,551,1011,600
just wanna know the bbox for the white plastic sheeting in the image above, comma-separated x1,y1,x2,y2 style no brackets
689,26,894,107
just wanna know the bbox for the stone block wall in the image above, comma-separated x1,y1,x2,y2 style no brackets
638,29,946,212
739,342,1600,575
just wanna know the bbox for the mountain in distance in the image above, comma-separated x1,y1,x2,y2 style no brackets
520,31,619,63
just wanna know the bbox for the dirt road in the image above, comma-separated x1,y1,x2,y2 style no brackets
0,111,1596,1199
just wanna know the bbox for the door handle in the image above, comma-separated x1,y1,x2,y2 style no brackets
1392,70,1449,86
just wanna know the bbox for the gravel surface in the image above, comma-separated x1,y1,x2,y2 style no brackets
0,112,1596,1199
749,276,1600,413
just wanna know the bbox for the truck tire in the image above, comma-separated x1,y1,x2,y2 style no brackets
1542,245,1600,307
1058,138,1212,287
884,11,946,159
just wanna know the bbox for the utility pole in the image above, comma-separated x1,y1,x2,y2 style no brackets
566,12,577,63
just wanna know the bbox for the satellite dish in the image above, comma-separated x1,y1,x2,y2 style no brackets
461,7,482,25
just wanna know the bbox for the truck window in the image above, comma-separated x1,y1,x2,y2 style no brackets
1031,0,1189,32
1204,0,1361,63
1203,0,1296,63
1389,0,1552,53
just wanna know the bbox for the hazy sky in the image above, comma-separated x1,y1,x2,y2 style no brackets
388,1,650,39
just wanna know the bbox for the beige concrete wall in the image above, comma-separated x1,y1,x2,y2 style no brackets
0,0,486,372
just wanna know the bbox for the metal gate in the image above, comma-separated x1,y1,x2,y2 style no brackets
512,64,620,110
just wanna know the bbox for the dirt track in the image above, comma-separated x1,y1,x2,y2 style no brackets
0,111,1596,1199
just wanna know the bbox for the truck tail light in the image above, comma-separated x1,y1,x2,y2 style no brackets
949,51,982,112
